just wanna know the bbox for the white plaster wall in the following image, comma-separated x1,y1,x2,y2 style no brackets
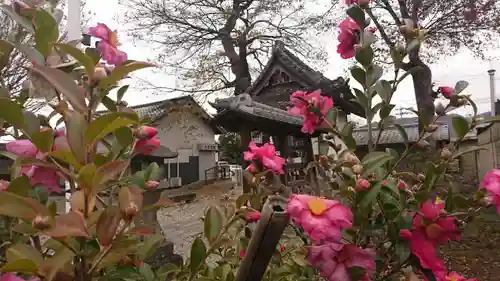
155,110,217,164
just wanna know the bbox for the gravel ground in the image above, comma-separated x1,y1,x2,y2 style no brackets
157,181,241,257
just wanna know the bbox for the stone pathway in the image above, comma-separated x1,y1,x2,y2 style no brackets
157,180,241,257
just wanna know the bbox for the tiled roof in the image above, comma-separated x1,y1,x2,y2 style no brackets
352,124,450,145
211,94,308,127
243,41,364,117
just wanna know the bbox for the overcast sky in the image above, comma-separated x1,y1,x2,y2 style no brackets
84,0,500,123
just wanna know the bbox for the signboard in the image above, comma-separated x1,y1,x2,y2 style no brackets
198,143,219,151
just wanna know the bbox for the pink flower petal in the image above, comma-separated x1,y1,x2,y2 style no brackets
6,139,38,157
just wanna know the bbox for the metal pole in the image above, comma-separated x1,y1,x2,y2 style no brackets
488,69,496,117
64,0,81,213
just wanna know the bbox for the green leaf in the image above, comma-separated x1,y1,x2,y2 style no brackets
0,5,35,33
23,111,41,136
379,104,395,120
85,48,101,65
157,263,180,277
6,244,43,266
452,116,469,138
101,95,117,112
98,61,155,90
144,162,161,181
34,9,59,56
139,263,156,281
117,85,129,102
96,206,122,247
29,65,87,114
48,150,82,169
8,176,32,197
367,65,383,86
1,259,38,273
0,98,24,128
190,237,207,274
76,163,97,187
44,246,75,281
342,135,357,150
393,124,409,145
85,112,139,146
93,160,129,191
15,43,45,65
136,234,164,260
395,243,410,263
66,111,87,164
361,152,394,177
346,6,366,27
0,192,47,220
360,182,382,208
56,43,95,77
350,66,366,88
454,80,469,95
353,88,369,110
115,126,134,148
374,80,393,103
355,46,373,66
30,186,49,204
204,206,223,243
31,129,54,153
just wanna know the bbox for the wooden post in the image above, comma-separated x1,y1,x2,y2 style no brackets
235,196,289,281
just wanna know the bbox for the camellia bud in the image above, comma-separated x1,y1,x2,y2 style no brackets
123,203,139,222
344,152,360,164
353,44,362,52
352,164,363,175
417,173,426,182
435,102,446,116
117,100,128,107
118,256,134,267
424,124,439,133
440,148,453,160
319,155,329,167
0,180,9,191
356,178,371,191
32,215,52,231
135,126,158,139
244,211,261,223
144,180,160,190
93,67,108,80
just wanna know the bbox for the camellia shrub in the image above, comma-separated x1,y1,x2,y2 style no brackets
0,1,175,281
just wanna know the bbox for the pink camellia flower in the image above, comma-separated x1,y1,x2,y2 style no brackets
287,194,353,243
134,136,161,155
243,142,285,174
0,180,9,192
400,198,460,279
480,169,500,214
337,18,360,59
308,243,375,281
6,139,62,193
401,230,447,280
244,211,261,222
88,23,128,66
445,272,477,281
438,86,454,99
413,199,460,244
0,273,26,281
288,89,334,134
136,126,158,139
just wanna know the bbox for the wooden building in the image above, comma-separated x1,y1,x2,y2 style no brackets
210,41,364,184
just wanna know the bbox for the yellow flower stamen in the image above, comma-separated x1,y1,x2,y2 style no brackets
435,196,444,205
308,198,327,215
109,31,119,47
